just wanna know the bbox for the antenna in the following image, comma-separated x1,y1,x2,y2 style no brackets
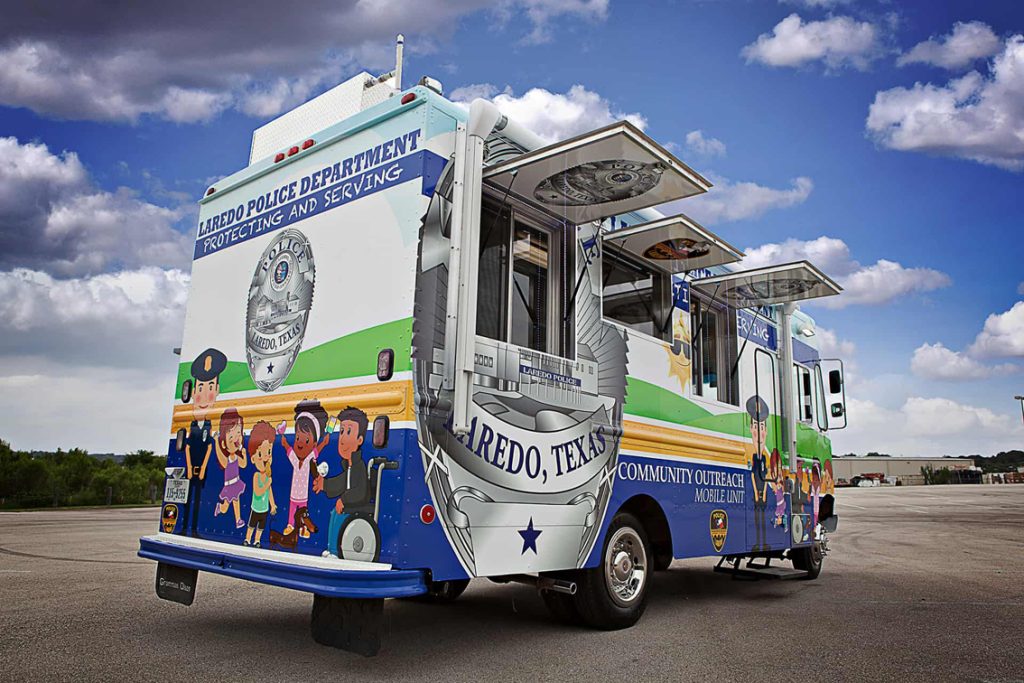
395,34,405,91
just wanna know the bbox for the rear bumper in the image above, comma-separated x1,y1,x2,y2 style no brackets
138,534,428,599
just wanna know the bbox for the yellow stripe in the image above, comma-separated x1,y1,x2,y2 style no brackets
170,380,414,434
621,419,749,466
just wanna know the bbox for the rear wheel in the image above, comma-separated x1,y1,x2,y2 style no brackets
573,513,651,630
791,541,823,580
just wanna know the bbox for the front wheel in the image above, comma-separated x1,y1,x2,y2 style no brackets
791,541,823,580
572,513,651,630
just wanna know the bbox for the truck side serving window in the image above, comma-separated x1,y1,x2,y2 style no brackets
690,295,739,406
601,248,670,341
477,194,574,358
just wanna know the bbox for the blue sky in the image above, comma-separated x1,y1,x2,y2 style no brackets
1,0,1022,456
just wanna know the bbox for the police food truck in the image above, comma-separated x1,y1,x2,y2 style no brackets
140,41,847,656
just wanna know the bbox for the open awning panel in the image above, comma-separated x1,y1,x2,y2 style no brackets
691,261,842,308
604,213,743,273
483,121,711,225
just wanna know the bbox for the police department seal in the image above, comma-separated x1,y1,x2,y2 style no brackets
245,228,315,392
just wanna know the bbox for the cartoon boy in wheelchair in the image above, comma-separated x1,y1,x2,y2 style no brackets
313,406,393,562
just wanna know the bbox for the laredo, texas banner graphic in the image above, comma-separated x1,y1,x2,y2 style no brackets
194,130,446,259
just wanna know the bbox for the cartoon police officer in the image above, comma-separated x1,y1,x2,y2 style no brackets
746,395,772,550
183,348,227,537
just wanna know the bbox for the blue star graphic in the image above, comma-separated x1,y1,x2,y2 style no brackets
267,363,274,373
518,517,542,555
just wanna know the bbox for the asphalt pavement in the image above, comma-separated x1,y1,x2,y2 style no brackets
1,485,1022,682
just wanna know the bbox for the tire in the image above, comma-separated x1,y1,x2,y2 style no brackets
572,512,651,630
791,541,823,580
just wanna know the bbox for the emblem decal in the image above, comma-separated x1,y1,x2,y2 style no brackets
162,504,179,533
534,159,665,206
245,228,315,392
710,509,728,552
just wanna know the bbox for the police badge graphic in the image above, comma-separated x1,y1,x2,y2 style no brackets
413,158,628,577
710,509,728,552
245,228,315,392
534,159,665,207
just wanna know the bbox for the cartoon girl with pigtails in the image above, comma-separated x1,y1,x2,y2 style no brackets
278,399,330,537
214,408,248,529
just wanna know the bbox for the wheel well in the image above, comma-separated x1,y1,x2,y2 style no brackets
618,495,672,564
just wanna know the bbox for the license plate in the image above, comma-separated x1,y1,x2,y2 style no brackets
164,478,189,504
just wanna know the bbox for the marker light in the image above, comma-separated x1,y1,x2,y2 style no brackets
377,348,394,381
420,504,436,524
302,139,315,150
400,92,416,104
181,380,193,404
274,152,285,163
205,187,216,196
175,429,187,452
372,415,390,449
287,145,300,157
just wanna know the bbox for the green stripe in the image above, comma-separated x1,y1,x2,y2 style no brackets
174,317,412,399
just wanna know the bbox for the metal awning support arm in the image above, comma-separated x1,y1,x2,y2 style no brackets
778,302,798,466
444,99,504,434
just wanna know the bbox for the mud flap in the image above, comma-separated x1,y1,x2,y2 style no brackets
155,562,198,606
310,594,384,657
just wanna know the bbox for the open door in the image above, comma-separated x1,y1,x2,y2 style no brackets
815,359,847,430
483,121,711,225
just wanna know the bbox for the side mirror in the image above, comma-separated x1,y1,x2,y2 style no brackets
831,403,844,418
820,515,838,533
828,369,842,394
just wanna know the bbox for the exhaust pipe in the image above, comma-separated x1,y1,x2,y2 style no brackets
499,574,577,595
394,34,404,91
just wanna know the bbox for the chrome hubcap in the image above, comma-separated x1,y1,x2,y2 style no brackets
604,527,646,607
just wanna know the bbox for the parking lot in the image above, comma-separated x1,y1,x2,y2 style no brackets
1,485,1022,682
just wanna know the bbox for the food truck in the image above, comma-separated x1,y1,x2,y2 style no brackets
139,42,846,656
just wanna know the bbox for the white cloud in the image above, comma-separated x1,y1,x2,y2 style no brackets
867,34,1024,170
680,176,813,224
450,83,647,143
742,14,883,70
0,2,607,123
831,395,1024,456
0,137,190,276
742,236,951,308
817,326,856,359
897,21,1001,70
968,301,1024,358
684,130,727,157
0,267,189,368
910,342,1017,381
495,0,609,44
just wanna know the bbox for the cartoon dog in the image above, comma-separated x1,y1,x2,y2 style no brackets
267,506,317,551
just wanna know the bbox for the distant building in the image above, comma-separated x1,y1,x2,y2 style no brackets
832,456,975,485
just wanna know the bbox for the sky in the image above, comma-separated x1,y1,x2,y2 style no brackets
1,0,1022,457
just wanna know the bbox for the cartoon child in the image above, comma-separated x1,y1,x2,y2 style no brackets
279,399,330,538
769,450,788,533
214,408,248,528
245,420,278,547
810,462,822,527
823,459,835,495
313,407,370,559
183,348,226,537
746,395,772,550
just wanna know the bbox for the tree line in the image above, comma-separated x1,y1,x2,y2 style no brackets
0,439,166,509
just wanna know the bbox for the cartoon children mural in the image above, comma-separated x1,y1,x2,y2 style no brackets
245,421,278,547
214,408,248,528
810,461,822,527
746,395,774,551
279,399,330,538
312,406,370,559
768,450,788,533
183,348,226,537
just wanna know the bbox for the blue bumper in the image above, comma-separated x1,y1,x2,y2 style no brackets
138,536,428,599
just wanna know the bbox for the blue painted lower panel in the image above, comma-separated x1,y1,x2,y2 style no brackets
138,537,428,599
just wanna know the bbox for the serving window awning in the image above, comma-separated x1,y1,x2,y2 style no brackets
602,213,743,273
691,261,842,308
483,121,711,225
